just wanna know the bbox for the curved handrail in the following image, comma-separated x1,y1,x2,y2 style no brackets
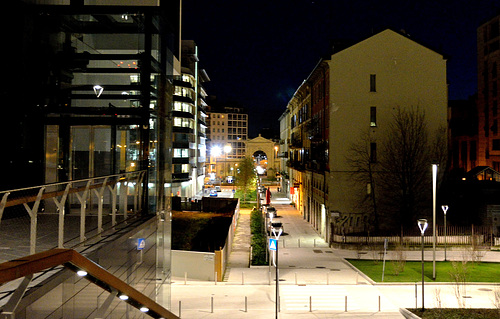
0,248,178,319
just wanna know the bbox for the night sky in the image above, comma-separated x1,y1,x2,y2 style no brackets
182,0,500,138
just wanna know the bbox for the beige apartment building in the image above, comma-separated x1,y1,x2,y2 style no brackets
281,29,448,242
206,104,249,183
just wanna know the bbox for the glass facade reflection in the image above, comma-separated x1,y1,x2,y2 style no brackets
5,1,181,315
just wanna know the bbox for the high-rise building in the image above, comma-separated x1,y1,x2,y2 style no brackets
172,40,210,197
477,14,500,171
206,102,248,183
3,1,182,314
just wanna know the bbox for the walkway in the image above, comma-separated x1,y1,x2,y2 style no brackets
226,208,251,269
171,188,404,318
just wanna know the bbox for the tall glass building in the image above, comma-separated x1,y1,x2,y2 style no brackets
3,0,182,315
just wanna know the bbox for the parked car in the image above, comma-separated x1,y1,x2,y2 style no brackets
265,206,278,218
209,189,218,197
267,221,283,235
215,186,221,192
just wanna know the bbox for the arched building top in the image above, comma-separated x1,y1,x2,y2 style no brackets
246,134,277,176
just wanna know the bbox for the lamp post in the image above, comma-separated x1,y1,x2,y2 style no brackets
441,205,449,261
432,163,438,280
223,144,232,183
418,218,428,312
211,146,222,183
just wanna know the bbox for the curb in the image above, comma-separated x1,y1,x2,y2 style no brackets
399,308,421,319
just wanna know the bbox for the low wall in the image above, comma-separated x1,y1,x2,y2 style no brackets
171,250,216,281
172,199,240,282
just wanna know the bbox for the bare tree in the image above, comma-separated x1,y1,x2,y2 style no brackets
347,128,379,231
347,106,447,230
378,106,433,228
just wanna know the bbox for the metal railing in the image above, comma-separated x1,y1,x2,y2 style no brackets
0,248,178,319
0,171,146,257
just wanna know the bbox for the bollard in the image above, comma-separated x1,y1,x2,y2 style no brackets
184,272,187,285
309,296,312,312
211,296,214,313
242,272,245,285
345,296,348,312
378,295,381,312
179,300,182,318
283,239,286,248
245,296,248,312
314,238,316,247
249,246,253,265
295,272,297,285
415,283,418,309
298,238,301,248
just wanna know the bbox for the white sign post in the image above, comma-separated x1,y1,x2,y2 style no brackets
382,238,388,281
269,228,282,319
441,205,449,261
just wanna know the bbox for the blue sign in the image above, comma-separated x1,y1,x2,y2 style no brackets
269,238,277,251
137,238,146,250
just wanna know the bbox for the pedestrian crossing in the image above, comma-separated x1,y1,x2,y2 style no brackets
281,285,360,312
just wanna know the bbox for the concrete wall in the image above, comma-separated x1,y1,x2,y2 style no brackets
171,200,240,281
171,250,216,281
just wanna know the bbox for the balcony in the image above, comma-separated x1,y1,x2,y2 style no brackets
287,160,305,171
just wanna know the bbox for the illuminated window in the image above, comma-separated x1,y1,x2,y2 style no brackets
173,148,189,158
370,106,377,127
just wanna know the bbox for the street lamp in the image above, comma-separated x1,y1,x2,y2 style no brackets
441,205,449,261
211,146,222,183
223,144,232,183
432,163,438,280
418,218,428,311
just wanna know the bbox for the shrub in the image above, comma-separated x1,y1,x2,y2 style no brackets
250,208,267,265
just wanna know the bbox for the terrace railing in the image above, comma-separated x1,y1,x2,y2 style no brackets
0,171,146,259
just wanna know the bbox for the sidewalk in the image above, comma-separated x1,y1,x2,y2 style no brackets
170,188,500,318
171,188,404,318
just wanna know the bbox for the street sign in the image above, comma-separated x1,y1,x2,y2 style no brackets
137,238,146,250
269,238,277,251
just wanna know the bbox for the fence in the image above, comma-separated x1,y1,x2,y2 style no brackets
332,225,493,247
0,171,146,260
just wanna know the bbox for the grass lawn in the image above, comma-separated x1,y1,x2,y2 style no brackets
409,308,500,319
347,259,500,283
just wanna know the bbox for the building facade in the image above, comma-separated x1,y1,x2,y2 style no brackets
477,14,500,171
206,103,248,183
281,29,448,241
5,0,182,312
172,40,209,197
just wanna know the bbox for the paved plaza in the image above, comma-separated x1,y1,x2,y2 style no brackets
170,188,500,318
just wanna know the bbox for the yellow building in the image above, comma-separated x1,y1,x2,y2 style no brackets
328,29,448,236
282,29,448,242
